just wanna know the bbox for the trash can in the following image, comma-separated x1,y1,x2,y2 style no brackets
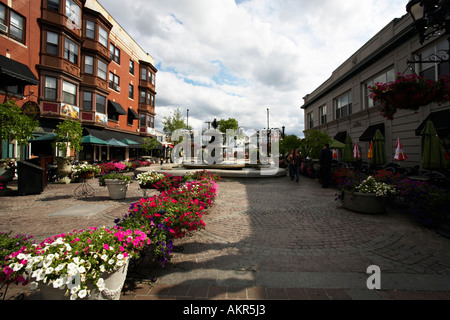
17,161,45,195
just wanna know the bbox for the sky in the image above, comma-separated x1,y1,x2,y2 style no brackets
97,0,408,137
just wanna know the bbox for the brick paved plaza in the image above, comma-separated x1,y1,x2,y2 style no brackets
1,170,450,300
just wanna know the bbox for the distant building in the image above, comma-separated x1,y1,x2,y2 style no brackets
301,13,450,167
0,0,157,162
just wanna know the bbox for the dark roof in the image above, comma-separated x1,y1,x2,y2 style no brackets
84,127,143,145
0,54,39,86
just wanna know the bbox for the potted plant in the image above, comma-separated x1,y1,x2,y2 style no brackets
99,172,132,200
54,119,83,184
1,227,150,300
135,170,165,189
0,232,35,298
342,176,397,214
72,162,101,180
368,74,449,120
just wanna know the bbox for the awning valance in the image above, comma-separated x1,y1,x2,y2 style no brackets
0,54,39,86
415,109,450,137
84,127,144,146
333,131,347,144
108,100,127,115
359,123,385,142
128,108,139,119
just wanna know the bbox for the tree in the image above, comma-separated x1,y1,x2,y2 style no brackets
162,108,190,139
280,135,302,155
301,130,332,159
0,100,38,158
54,119,83,156
217,118,239,133
141,136,160,157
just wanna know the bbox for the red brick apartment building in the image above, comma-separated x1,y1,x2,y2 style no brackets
0,0,157,162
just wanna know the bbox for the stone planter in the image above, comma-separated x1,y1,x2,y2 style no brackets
105,179,129,200
37,260,129,300
56,156,73,184
343,190,386,214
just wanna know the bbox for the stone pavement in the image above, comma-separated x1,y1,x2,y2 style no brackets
1,168,450,301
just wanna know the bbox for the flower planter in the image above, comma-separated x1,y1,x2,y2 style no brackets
37,260,129,300
56,156,73,184
105,179,129,199
384,89,436,110
79,171,95,180
343,190,386,214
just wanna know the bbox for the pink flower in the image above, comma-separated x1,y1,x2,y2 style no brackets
103,244,109,250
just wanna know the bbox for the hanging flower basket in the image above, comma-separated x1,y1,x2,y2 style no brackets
369,74,450,120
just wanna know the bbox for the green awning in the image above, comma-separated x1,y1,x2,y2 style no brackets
81,135,108,145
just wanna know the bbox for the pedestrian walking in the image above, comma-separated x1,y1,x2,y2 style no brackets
287,150,294,180
294,149,302,182
319,143,332,188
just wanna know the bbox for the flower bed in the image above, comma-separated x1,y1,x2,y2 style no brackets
334,168,450,227
1,170,221,299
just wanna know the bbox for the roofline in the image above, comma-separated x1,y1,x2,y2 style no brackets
301,21,416,110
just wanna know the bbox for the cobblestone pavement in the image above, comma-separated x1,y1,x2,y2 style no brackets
2,170,450,301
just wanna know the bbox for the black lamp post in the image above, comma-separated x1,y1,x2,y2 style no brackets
407,0,450,44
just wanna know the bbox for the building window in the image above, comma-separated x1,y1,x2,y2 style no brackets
418,39,450,81
98,26,108,47
148,115,155,128
84,56,94,74
109,72,120,91
86,20,95,39
129,60,134,75
151,72,156,86
96,94,106,114
307,112,314,129
97,59,107,80
65,0,80,27
127,110,134,126
335,91,352,120
110,43,120,64
319,105,327,125
47,0,60,12
9,11,25,43
141,68,147,81
140,91,146,104
44,76,57,101
83,91,92,111
62,80,77,105
148,93,154,106
46,31,59,55
0,5,5,25
140,114,146,127
64,37,79,64
363,68,395,109
129,84,134,99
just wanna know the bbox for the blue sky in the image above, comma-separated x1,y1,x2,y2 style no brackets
97,0,408,137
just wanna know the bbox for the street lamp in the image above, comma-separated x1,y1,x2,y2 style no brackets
406,0,450,45
187,108,189,129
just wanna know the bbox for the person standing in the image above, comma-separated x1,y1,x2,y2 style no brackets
319,143,332,188
287,150,294,180
294,149,302,182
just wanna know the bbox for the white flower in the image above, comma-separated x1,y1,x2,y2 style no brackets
101,254,108,261
55,264,65,272
45,267,54,274
70,294,78,300
96,278,105,291
78,266,86,274
53,278,64,288
78,289,87,299
11,263,23,272
108,259,115,265
17,253,27,260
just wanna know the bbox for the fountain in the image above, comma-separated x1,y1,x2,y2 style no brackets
135,123,286,179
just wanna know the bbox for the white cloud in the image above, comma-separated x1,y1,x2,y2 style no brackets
97,0,408,137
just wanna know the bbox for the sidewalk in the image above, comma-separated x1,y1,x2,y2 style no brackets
2,171,450,300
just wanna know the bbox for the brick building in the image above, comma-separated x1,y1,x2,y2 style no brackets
0,0,157,162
